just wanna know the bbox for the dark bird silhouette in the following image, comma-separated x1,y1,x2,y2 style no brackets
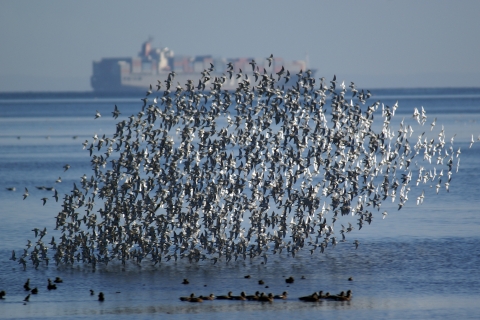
24,279,31,291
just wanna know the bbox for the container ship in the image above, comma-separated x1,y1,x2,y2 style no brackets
91,40,313,92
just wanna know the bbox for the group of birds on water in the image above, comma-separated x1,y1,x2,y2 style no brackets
7,54,472,269
0,275,349,305
0,277,105,304
179,290,351,303
179,275,351,303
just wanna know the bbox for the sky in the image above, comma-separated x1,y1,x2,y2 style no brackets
0,0,479,92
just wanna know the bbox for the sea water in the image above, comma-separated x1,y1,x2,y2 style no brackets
0,89,479,319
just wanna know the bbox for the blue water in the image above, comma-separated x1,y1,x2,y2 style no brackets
1,89,480,319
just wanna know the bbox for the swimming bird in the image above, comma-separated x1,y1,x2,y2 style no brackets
180,293,202,302
98,292,105,301
189,295,203,302
47,279,57,290
199,294,215,300
274,291,288,299
328,290,352,301
246,291,260,300
232,291,247,300
216,291,233,300
5,187,15,191
285,276,294,284
324,291,344,300
299,292,319,302
179,293,193,301
258,292,274,302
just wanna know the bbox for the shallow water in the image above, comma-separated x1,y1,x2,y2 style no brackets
1,89,480,318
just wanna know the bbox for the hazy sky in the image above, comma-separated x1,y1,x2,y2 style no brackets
1,0,479,91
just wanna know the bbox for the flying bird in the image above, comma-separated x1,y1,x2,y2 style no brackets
112,105,121,119
266,54,273,67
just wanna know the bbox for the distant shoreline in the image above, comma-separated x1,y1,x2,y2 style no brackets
0,87,480,100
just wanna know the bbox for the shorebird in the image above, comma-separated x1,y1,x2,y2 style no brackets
112,105,121,119
266,54,273,67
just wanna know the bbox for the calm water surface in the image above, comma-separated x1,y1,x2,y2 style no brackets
0,89,480,319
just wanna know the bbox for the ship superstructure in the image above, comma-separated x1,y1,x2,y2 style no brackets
91,40,312,92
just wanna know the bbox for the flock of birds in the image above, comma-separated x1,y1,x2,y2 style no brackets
9,55,470,269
